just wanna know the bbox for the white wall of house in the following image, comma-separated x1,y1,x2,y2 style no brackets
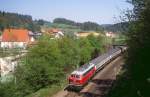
30,37,35,42
55,31,64,38
1,42,27,48
105,32,116,38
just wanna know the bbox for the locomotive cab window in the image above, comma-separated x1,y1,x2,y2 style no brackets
71,74,80,78
76,75,80,78
71,74,75,77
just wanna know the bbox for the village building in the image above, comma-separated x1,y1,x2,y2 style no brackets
105,32,116,38
28,31,42,39
43,28,64,38
1,29,35,49
75,31,100,38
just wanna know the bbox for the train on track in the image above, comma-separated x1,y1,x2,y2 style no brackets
68,46,127,88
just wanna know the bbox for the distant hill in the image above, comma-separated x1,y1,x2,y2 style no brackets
101,22,129,33
0,11,104,32
53,18,104,32
0,11,45,31
53,18,129,33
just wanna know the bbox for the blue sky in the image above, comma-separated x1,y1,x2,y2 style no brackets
0,0,133,24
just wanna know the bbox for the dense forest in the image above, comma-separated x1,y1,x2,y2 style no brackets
0,11,43,31
102,22,129,33
108,0,150,97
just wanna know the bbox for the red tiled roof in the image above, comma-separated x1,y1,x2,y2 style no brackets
48,28,60,33
2,29,30,42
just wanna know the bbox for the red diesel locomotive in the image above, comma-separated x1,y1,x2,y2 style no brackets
68,63,96,87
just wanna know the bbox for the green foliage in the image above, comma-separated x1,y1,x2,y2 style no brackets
80,21,103,31
0,11,40,31
108,0,150,97
78,38,94,65
0,48,22,57
53,18,104,32
107,72,139,97
126,1,150,96
102,22,129,33
19,36,64,90
87,35,107,58
53,18,75,26
0,80,33,97
58,37,80,68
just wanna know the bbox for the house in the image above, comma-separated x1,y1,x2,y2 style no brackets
1,29,35,49
28,31,42,39
75,31,100,38
45,28,64,38
105,32,116,38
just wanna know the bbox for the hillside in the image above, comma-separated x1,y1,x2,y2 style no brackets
101,22,129,33
0,11,41,31
53,18,104,32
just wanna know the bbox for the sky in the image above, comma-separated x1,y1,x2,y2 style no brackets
0,0,133,24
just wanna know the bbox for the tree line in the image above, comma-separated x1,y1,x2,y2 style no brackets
0,11,43,32
0,11,104,32
53,18,104,32
102,22,129,33
0,11,128,33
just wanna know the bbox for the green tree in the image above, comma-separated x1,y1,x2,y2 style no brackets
58,37,80,69
87,34,105,58
108,0,150,97
78,38,94,65
126,0,150,96
13,35,65,95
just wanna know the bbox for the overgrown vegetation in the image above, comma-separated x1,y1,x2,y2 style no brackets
107,0,150,97
0,35,109,97
0,48,22,57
